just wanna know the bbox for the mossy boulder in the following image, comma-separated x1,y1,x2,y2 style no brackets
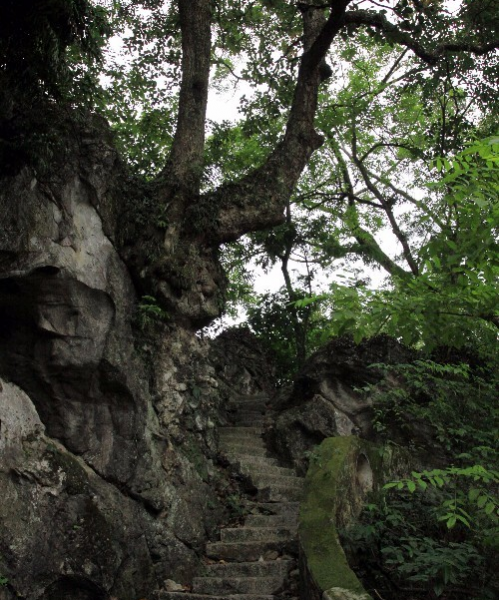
299,436,382,600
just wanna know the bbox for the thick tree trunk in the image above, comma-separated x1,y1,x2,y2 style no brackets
125,1,352,327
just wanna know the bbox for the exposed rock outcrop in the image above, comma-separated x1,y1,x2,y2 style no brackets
271,336,414,473
0,119,257,599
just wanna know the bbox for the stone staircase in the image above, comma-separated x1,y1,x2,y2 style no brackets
157,393,304,600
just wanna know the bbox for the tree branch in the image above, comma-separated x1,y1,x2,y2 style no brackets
329,137,411,280
209,1,352,243
343,9,499,65
161,0,211,194
350,123,420,276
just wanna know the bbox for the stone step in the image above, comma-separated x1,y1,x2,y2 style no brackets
231,412,267,422
229,402,268,411
232,422,266,429
206,539,298,562
257,485,304,503
248,502,300,516
220,444,269,457
229,409,268,419
204,559,294,578
232,419,266,427
241,465,296,478
251,474,304,491
192,575,284,595
158,593,276,600
220,527,295,543
219,437,266,449
219,437,266,448
220,436,266,447
244,514,297,528
230,394,269,404
227,455,280,468
231,406,267,414
220,427,264,437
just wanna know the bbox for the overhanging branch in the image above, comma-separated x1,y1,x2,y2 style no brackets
343,9,499,65
210,1,353,243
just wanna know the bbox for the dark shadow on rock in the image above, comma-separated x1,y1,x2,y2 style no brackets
42,576,108,600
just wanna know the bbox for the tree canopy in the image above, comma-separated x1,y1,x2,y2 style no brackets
1,0,498,343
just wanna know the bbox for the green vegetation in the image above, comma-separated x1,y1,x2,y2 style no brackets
136,295,170,330
343,356,499,600
1,4,497,598
344,469,498,599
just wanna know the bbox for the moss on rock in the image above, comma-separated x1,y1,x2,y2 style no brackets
299,436,381,599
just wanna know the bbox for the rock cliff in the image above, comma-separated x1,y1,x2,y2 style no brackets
0,117,279,599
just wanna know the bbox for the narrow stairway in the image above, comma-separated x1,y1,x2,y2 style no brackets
158,393,304,600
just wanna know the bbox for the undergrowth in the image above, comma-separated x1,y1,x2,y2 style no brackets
343,353,499,600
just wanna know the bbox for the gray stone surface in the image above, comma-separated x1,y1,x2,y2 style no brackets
0,122,243,598
272,335,414,473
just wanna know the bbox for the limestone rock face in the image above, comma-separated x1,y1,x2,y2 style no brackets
272,336,413,473
210,327,277,398
0,121,227,598
0,379,154,600
0,123,144,484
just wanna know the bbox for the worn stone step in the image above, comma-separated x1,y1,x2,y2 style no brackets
204,559,294,578
249,502,300,516
220,444,269,457
220,427,264,437
231,393,269,403
241,464,296,478
233,418,266,426
228,455,280,468
233,421,266,429
220,435,266,447
231,406,267,414
229,410,268,419
244,514,297,528
228,396,270,411
231,414,267,422
192,575,284,595
219,437,266,449
251,474,304,490
206,539,298,562
220,526,295,543
257,485,304,502
158,593,276,600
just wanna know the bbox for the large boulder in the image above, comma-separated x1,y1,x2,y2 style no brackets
271,336,414,473
0,379,155,599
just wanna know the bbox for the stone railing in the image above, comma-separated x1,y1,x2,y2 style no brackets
298,436,382,600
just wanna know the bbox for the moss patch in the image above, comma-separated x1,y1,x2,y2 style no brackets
299,436,380,597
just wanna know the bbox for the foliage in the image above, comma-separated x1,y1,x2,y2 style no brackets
136,295,170,329
218,25,498,365
385,465,499,528
284,136,497,354
364,358,499,462
344,479,499,599
0,0,110,103
343,354,499,599
246,289,316,382
0,0,111,173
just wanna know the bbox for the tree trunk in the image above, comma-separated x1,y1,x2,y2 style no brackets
122,1,351,328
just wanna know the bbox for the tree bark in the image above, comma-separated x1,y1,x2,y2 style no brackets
208,1,352,243
162,0,211,195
